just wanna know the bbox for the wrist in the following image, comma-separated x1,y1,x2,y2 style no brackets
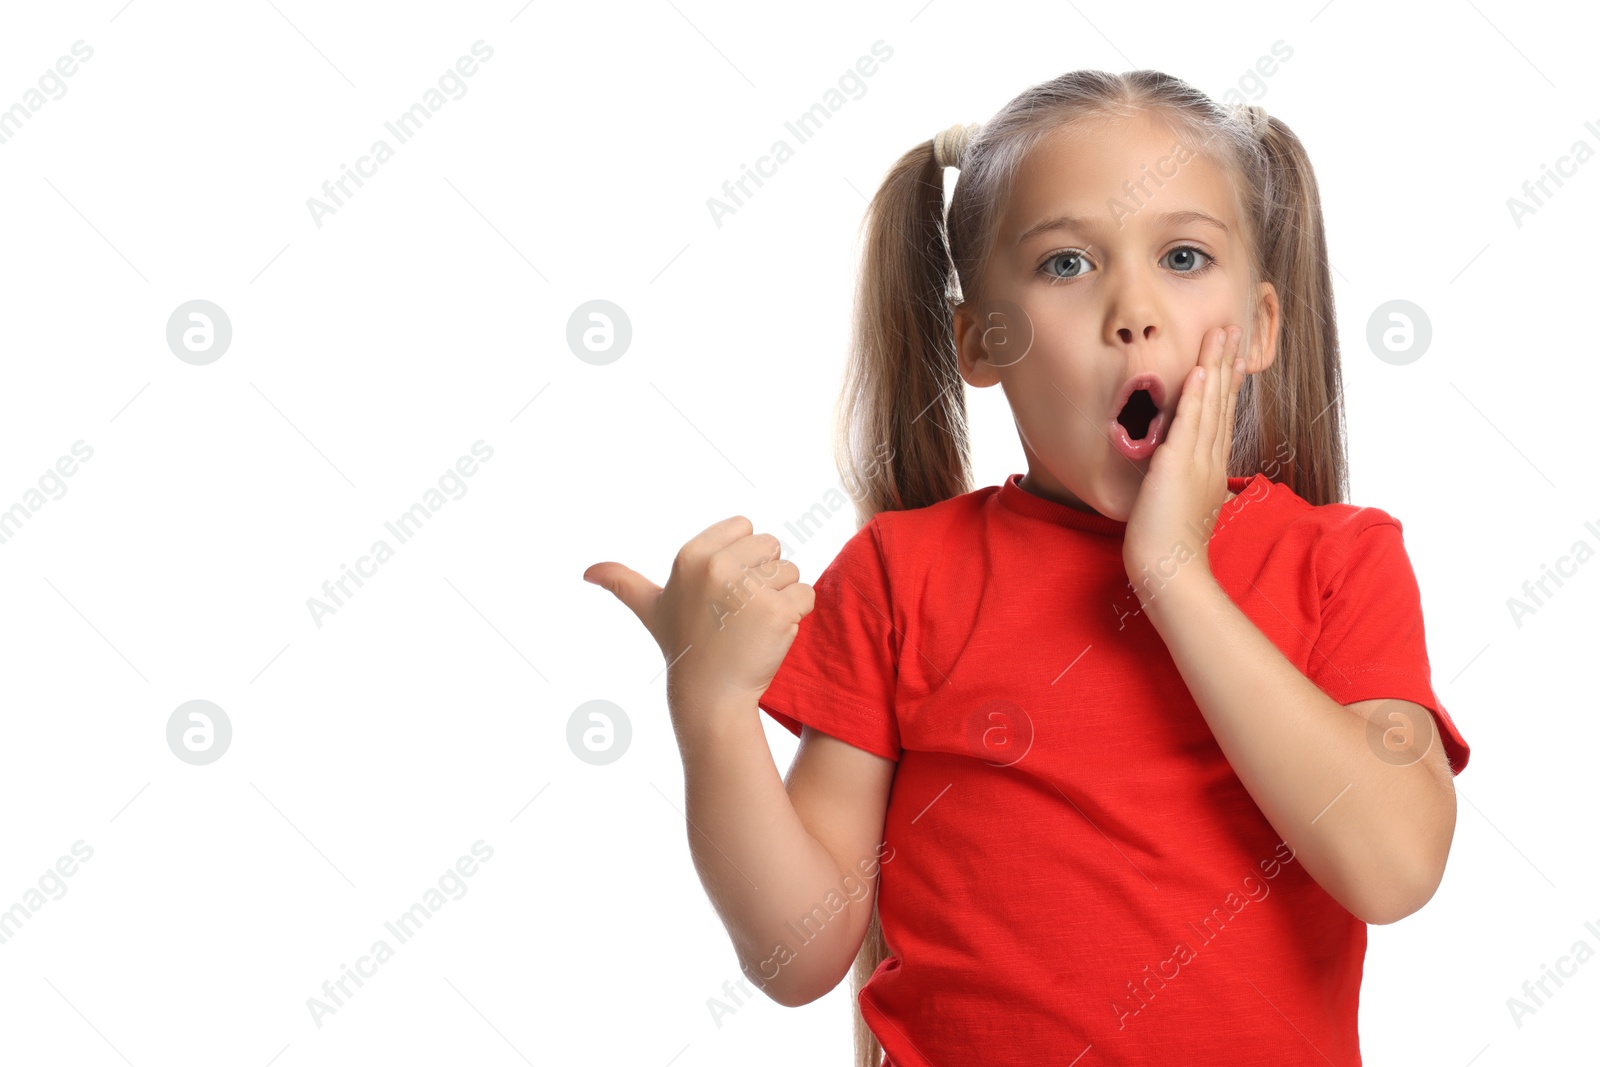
1136,565,1222,629
668,679,761,741
1122,532,1216,593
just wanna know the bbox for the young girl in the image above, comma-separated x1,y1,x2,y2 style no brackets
585,68,1471,1067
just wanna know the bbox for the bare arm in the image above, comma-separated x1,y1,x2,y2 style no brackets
584,515,895,1004
1142,575,1456,925
678,700,895,1007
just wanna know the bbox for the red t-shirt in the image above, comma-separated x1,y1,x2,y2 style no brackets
758,471,1470,1067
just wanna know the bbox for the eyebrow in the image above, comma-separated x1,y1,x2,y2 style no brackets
1016,209,1229,246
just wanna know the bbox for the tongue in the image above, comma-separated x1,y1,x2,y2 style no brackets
1118,389,1157,440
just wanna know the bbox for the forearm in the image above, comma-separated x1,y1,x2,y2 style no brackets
1142,576,1454,924
672,694,864,1006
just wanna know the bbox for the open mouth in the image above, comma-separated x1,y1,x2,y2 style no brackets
1117,389,1159,440
1109,374,1168,461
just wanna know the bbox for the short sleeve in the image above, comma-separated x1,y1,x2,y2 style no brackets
758,516,902,761
1308,518,1470,775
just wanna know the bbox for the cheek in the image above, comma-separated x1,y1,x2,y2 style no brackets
1012,365,1102,432
1179,323,1222,364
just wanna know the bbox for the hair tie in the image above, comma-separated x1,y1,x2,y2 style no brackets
933,123,980,169
1230,102,1269,139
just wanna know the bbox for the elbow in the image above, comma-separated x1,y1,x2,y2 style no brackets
737,901,873,1007
1358,788,1457,926
773,983,828,1009
740,956,847,1009
1357,880,1433,926
1354,852,1448,926
738,959,808,1009
761,977,838,1010
768,957,856,1008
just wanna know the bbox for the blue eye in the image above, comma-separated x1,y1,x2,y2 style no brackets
1038,250,1093,281
1036,245,1217,283
1164,246,1214,273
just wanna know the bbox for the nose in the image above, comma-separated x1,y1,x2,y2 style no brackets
1104,264,1162,350
1107,283,1165,390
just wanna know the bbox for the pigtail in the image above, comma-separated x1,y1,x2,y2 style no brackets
835,138,975,530
849,904,889,1067
835,134,974,1067
1233,112,1350,506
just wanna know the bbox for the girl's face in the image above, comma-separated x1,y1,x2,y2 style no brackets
954,112,1280,520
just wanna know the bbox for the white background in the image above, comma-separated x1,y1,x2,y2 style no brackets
0,1,1593,1064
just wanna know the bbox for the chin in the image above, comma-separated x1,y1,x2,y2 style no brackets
1097,500,1131,523
1092,481,1136,522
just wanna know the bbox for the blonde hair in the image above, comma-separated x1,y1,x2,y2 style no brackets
833,69,1348,1067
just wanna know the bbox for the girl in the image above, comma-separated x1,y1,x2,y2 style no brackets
585,69,1471,1067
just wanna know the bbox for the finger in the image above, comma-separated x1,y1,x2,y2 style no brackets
1224,333,1246,461
760,557,802,590
717,531,784,574
685,515,755,561
716,540,801,593
582,561,662,626
781,580,816,619
1224,325,1240,391
1212,325,1240,459
712,533,801,599
1171,358,1207,451
1197,326,1227,454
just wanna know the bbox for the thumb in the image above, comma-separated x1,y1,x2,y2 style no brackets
583,561,662,627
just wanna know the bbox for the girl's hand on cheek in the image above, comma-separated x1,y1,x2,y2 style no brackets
1121,325,1246,604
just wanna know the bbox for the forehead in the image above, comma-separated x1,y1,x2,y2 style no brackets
1003,112,1241,242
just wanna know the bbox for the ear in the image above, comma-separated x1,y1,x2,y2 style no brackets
952,300,1003,388
1248,282,1281,375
